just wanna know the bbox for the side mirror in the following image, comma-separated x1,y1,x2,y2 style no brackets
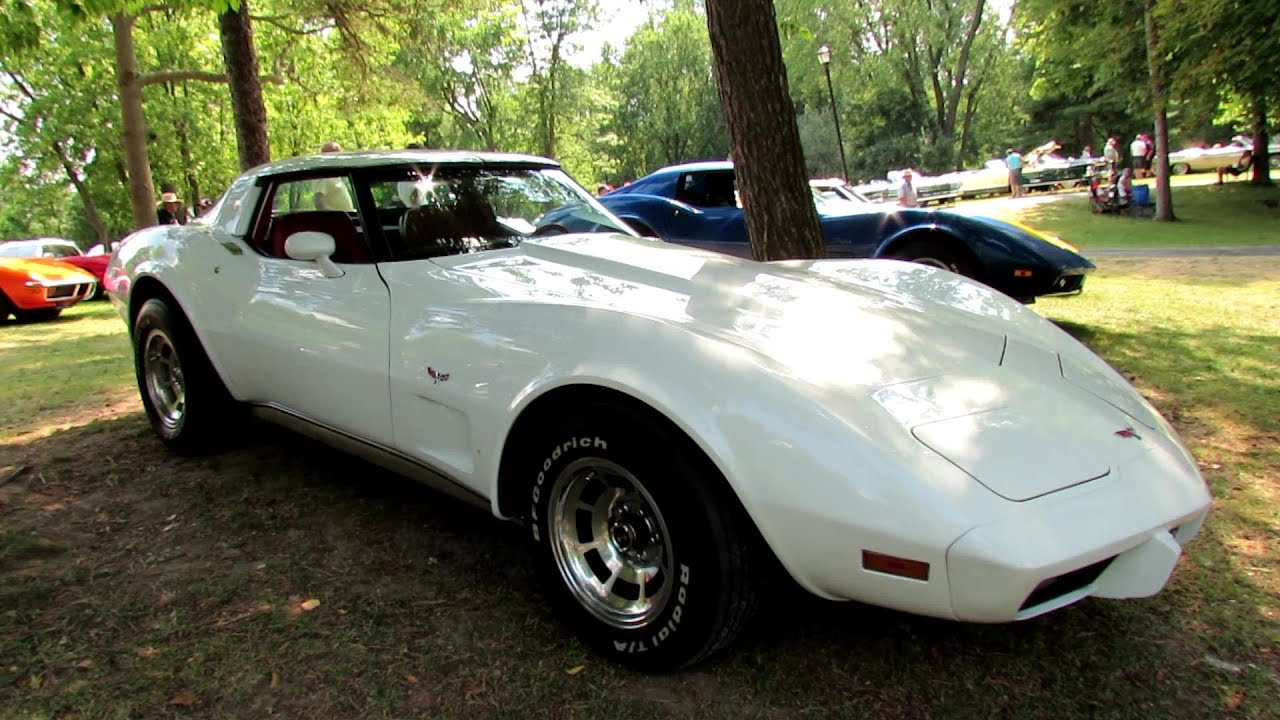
284,231,343,277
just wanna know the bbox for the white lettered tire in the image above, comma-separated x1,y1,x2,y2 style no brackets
526,401,761,671
133,297,243,454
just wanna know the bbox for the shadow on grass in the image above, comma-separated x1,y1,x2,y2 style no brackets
0,395,1275,718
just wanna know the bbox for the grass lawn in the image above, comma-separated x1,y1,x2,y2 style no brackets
1,256,1278,718
976,177,1280,250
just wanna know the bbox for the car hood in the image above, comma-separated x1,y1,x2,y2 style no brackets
449,234,1054,389
443,234,1177,501
0,257,97,282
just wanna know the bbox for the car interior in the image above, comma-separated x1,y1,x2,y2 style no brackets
676,171,738,208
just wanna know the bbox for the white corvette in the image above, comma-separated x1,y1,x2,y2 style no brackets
106,150,1211,670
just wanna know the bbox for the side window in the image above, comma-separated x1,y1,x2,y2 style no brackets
271,176,356,214
214,174,256,235
45,244,79,258
367,172,519,261
675,171,737,208
675,173,707,206
249,176,371,264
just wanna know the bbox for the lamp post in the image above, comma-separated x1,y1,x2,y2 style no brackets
817,44,849,182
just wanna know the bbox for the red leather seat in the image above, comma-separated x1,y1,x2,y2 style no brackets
269,211,370,264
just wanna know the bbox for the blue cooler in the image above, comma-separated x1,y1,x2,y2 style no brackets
1133,184,1150,206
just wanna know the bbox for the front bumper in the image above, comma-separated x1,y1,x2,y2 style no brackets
12,279,97,310
946,461,1210,622
1008,267,1092,302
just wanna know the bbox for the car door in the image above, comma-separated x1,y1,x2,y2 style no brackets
215,172,394,445
662,170,751,257
354,167,495,491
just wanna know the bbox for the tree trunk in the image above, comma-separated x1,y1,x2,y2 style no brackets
176,118,201,209
1250,95,1272,186
110,12,157,231
53,142,110,246
705,0,824,261
1143,0,1175,222
178,85,201,204
218,0,270,170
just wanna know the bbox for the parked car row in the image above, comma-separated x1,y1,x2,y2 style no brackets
0,238,101,323
587,161,1094,302
102,149,1208,671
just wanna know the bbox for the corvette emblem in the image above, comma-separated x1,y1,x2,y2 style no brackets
427,367,451,384
1115,427,1141,440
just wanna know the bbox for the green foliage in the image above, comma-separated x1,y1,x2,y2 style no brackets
776,0,1028,176
1016,0,1152,149
1,0,1275,227
608,4,728,180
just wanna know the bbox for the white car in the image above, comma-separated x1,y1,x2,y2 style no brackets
106,150,1211,670
1168,138,1280,174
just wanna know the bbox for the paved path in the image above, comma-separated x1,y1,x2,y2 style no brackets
1085,246,1280,257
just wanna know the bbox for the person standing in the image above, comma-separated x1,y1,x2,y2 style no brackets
1005,148,1024,198
1130,134,1148,178
1104,137,1120,179
897,170,918,208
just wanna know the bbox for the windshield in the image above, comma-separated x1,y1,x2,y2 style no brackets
812,187,871,214
366,166,635,260
0,243,37,258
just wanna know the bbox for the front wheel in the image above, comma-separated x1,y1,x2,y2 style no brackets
889,239,977,279
1171,162,1191,176
133,297,242,454
526,404,761,671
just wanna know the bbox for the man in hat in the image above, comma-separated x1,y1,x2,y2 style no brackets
897,169,919,208
157,191,187,225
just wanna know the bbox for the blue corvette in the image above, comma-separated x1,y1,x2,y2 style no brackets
566,162,1094,302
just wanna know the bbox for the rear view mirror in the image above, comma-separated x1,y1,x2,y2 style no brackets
284,231,342,278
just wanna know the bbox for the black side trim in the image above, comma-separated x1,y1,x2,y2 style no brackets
251,404,490,511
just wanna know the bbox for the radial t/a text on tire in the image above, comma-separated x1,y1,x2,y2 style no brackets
133,297,241,454
525,402,761,671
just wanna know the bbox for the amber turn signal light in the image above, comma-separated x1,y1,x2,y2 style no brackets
862,550,930,581
1013,269,1034,278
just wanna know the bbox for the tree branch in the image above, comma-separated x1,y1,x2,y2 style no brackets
249,15,334,35
140,67,284,87
137,5,177,16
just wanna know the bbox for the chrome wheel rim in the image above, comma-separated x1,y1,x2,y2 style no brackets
549,458,674,630
143,329,185,431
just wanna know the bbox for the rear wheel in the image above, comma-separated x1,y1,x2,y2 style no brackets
889,239,977,279
0,293,13,322
1171,162,1191,176
13,307,61,323
526,402,761,671
133,297,242,454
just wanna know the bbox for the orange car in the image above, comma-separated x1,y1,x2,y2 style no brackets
0,256,97,322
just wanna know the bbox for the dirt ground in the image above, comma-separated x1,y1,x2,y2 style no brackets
2,282,1277,718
